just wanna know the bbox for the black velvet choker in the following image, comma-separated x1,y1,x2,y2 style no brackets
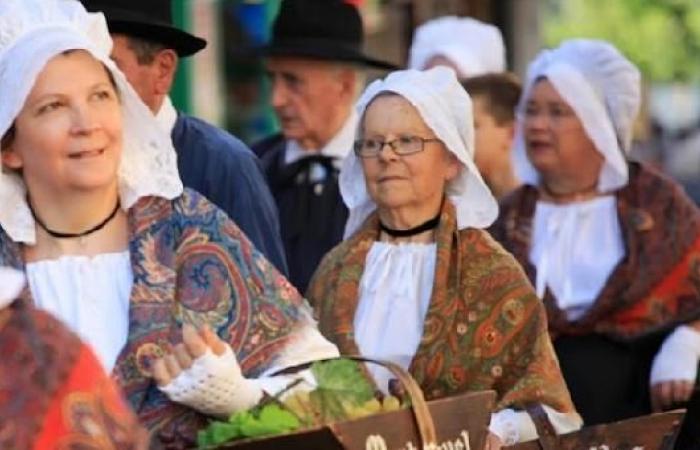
379,212,441,238
29,199,120,239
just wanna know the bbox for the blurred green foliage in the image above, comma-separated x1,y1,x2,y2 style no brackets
544,0,700,82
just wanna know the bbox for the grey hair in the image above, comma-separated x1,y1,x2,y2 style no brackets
125,35,169,65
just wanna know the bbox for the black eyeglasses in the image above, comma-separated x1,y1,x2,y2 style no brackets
353,136,441,158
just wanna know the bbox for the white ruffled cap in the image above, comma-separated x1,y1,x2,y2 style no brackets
0,267,25,309
340,67,499,238
408,16,506,78
0,0,183,244
513,39,641,192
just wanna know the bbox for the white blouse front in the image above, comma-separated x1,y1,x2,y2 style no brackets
352,239,583,444
353,241,437,392
26,251,133,372
529,196,625,320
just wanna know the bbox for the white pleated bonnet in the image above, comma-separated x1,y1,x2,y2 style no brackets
512,39,641,192
0,0,182,244
408,16,506,78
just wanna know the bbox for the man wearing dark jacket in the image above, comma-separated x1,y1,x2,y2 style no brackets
254,0,394,292
81,0,288,274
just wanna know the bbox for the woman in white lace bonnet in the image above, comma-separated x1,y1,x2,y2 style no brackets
491,39,700,425
0,0,337,445
307,67,582,448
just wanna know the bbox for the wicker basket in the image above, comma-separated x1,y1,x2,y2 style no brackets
214,356,497,450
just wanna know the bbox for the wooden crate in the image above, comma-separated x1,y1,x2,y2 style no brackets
508,411,684,450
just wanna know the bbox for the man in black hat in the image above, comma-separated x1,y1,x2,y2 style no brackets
254,0,395,294
80,0,288,275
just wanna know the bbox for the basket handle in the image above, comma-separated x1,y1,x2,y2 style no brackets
525,404,558,450
273,355,437,449
342,355,437,450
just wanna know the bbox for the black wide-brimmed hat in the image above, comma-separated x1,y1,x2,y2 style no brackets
260,0,396,70
80,0,207,57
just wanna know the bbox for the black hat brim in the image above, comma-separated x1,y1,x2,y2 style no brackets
108,20,206,57
257,41,398,70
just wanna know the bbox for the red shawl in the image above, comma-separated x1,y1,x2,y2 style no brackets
0,303,147,450
490,162,700,340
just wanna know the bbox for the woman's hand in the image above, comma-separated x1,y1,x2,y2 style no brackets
650,380,695,411
150,324,326,417
151,324,226,386
483,432,503,450
150,324,263,416
650,325,700,411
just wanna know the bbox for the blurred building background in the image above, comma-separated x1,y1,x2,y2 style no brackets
171,0,700,202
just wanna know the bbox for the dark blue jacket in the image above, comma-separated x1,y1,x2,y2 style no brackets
172,113,288,275
254,134,347,294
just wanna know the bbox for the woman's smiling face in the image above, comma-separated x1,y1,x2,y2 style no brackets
1,50,123,198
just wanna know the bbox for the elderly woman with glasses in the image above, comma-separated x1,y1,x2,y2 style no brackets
490,39,700,426
306,68,582,448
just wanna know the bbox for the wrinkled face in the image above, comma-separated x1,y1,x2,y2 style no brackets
360,95,460,213
266,57,348,147
1,50,122,198
110,34,160,112
472,95,514,177
523,78,603,181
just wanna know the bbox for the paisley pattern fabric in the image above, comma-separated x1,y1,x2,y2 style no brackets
490,161,700,340
307,200,576,413
0,189,316,448
0,304,147,450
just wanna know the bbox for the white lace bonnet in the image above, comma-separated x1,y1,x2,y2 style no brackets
340,67,499,238
0,0,183,244
408,16,506,78
512,39,641,192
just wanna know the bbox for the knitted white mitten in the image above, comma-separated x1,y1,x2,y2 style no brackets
159,346,263,417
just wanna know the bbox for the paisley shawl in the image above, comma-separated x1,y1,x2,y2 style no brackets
0,189,317,448
490,161,700,340
0,304,147,450
307,200,576,413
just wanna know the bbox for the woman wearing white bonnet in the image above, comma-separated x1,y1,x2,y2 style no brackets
0,0,338,445
307,67,582,448
491,39,700,425
408,16,506,79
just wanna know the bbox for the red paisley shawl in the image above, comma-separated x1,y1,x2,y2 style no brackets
0,304,147,450
490,162,700,339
